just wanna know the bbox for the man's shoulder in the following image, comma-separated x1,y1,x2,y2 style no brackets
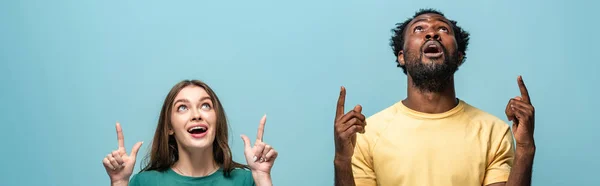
365,101,402,128
461,101,510,131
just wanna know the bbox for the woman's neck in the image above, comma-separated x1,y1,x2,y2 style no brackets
172,145,219,177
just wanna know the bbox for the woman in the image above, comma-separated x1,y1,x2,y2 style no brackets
102,80,277,186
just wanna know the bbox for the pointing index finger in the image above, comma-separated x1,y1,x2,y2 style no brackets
336,86,346,119
256,115,266,142
517,76,531,104
116,122,125,151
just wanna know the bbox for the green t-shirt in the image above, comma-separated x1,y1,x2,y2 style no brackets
129,168,255,186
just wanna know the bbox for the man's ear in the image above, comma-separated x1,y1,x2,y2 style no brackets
458,52,465,66
397,50,405,67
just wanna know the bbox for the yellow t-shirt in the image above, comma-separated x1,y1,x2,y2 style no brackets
352,100,514,186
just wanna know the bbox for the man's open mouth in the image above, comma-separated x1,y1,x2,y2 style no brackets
422,41,444,58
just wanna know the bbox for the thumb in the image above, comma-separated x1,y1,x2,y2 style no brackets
506,110,515,121
129,141,143,158
240,135,252,150
505,100,515,121
354,105,362,113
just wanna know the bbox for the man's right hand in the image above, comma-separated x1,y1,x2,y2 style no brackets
102,122,143,185
334,86,366,162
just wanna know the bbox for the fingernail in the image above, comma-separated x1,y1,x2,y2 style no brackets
253,156,257,162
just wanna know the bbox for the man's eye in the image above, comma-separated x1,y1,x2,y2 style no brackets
414,26,424,32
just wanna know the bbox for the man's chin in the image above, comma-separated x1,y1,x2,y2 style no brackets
421,56,446,64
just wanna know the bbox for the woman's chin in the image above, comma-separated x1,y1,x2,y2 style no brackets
181,139,214,150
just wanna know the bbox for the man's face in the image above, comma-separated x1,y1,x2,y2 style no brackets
398,13,464,92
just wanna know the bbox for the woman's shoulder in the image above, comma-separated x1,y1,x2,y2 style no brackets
228,167,252,177
129,169,169,185
225,167,254,185
134,169,167,177
130,167,254,185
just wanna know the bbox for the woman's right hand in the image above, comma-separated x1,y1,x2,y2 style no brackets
102,123,143,185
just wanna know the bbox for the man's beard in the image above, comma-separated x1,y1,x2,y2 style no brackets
404,43,460,93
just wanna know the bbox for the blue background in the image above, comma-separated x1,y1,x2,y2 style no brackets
1,0,597,185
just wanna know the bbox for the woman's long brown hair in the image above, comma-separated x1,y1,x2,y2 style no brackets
140,80,247,176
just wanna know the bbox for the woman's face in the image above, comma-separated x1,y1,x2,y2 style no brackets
169,85,217,150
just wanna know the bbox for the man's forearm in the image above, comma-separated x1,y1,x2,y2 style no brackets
334,157,356,186
506,146,535,186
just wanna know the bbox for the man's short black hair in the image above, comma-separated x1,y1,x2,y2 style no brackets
390,8,470,74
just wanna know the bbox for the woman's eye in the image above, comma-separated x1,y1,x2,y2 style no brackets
177,105,188,112
201,103,211,110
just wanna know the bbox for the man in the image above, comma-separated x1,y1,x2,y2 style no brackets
333,9,535,186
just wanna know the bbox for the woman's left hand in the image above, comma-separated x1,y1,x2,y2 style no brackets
241,115,278,183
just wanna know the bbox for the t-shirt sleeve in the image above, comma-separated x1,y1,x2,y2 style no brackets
352,132,377,186
483,127,515,185
129,173,140,186
244,169,256,186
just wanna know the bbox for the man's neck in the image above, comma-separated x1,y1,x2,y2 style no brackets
173,145,219,177
403,76,458,114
